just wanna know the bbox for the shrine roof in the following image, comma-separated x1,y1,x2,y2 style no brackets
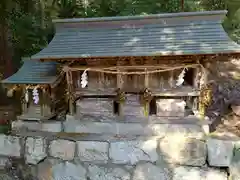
31,10,240,60
2,58,58,84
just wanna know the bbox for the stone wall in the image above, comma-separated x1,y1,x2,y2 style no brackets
0,134,239,180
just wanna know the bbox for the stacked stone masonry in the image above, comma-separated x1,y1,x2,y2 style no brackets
0,134,239,180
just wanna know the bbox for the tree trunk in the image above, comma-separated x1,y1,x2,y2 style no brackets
0,24,13,79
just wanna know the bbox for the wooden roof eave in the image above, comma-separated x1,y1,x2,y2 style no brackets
39,52,240,63
31,10,240,61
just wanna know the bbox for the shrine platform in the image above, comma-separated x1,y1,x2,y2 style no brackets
11,114,210,139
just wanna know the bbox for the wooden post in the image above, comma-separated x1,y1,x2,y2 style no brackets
40,88,44,117
21,87,28,114
144,69,149,88
117,60,123,116
199,64,208,120
66,69,75,115
192,67,200,112
168,71,174,88
130,57,137,89
160,76,164,90
144,68,150,117
100,72,104,89
42,87,51,117
193,67,200,89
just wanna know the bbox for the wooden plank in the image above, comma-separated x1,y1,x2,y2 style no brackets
152,90,200,97
152,86,200,97
17,113,56,121
75,87,199,97
75,89,117,96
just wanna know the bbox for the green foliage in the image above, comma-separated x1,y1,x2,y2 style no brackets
10,11,48,59
0,0,54,66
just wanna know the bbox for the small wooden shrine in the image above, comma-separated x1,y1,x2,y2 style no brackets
31,10,240,119
1,58,65,121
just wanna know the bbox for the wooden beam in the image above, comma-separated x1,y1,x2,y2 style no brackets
67,64,201,75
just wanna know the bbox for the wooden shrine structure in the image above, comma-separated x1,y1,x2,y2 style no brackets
31,10,240,119
1,58,65,121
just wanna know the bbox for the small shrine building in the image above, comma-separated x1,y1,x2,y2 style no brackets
14,11,240,120
1,58,65,121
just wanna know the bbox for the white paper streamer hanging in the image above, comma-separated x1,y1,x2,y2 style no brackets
25,88,29,103
81,69,88,88
7,89,14,97
32,87,39,104
176,68,186,86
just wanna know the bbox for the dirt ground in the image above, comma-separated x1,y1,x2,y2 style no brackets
214,112,240,137
207,59,240,137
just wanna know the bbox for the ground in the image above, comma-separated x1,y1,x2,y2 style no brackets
207,58,240,138
215,112,240,137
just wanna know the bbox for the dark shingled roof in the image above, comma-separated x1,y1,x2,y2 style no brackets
2,58,58,84
31,10,240,60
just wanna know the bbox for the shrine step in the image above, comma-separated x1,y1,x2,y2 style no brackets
63,115,210,139
12,120,63,133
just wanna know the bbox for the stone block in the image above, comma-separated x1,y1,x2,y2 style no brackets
229,142,240,180
0,174,13,180
0,157,8,169
231,105,240,116
156,99,186,116
122,105,145,117
172,166,228,180
158,135,206,166
25,137,47,165
11,120,41,131
87,164,130,180
207,138,235,167
76,98,113,116
202,124,210,134
12,120,62,132
41,121,62,132
109,139,158,165
49,139,75,160
122,94,145,117
132,162,171,180
36,159,53,180
66,114,75,122
77,141,109,163
0,135,21,157
38,161,87,180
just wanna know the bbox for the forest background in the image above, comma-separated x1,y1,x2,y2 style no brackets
0,0,240,77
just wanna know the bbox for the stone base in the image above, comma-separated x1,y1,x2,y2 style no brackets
76,98,114,116
12,115,210,139
17,113,56,121
0,134,238,180
64,115,208,139
12,120,62,133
